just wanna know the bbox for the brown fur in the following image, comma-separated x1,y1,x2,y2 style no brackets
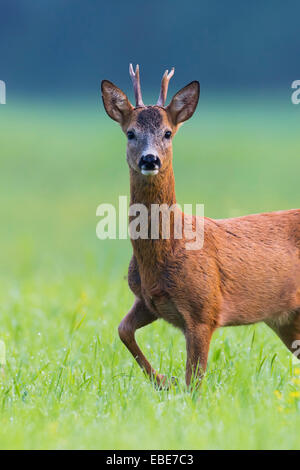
101,77,300,389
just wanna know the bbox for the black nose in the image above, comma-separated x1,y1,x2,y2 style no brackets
139,154,161,171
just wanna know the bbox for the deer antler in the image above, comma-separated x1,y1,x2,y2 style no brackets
129,63,145,108
156,67,175,107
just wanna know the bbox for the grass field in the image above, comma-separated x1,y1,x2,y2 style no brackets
0,95,300,449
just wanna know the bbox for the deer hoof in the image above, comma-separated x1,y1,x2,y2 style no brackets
153,374,178,390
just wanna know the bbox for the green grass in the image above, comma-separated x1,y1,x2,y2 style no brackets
0,96,300,449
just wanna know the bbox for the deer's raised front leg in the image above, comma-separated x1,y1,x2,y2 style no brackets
185,322,214,389
118,298,170,388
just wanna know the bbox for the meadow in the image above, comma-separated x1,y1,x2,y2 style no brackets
0,94,300,449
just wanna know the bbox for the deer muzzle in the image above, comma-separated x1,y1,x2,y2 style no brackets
139,154,161,176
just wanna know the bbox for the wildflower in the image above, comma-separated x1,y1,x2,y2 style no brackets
274,390,282,399
289,391,300,398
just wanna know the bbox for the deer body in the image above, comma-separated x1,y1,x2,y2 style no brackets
101,66,300,388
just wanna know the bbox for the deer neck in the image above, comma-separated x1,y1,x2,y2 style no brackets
129,160,178,273
130,161,176,207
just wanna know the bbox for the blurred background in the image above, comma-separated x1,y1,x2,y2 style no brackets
0,0,300,449
1,0,300,96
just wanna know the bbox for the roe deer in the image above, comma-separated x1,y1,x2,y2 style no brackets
101,65,300,389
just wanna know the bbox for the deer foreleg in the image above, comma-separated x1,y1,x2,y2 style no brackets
118,298,171,387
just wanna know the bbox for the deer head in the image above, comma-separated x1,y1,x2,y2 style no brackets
101,65,199,177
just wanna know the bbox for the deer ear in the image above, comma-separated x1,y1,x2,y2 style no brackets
166,81,200,125
101,80,133,124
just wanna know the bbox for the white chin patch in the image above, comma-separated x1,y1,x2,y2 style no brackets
141,169,159,176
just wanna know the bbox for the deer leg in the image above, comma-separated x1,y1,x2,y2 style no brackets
118,298,171,387
266,311,300,358
185,323,214,389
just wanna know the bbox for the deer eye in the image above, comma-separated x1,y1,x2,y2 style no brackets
127,131,135,140
164,131,172,139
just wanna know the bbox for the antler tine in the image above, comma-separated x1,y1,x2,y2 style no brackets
129,63,145,108
156,67,175,107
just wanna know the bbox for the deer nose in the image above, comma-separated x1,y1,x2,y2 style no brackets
139,154,161,174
